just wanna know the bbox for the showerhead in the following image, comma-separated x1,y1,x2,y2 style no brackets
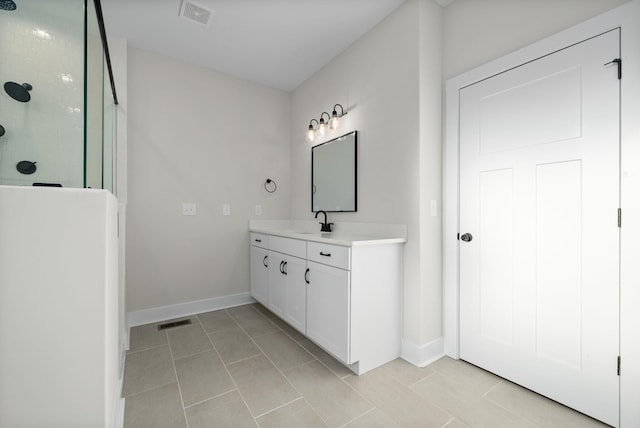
0,0,16,11
4,82,32,102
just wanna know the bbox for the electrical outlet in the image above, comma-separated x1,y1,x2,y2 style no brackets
255,205,262,216
182,203,196,216
223,203,231,216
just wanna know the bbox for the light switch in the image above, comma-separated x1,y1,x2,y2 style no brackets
255,205,262,216
182,203,196,216
223,203,231,216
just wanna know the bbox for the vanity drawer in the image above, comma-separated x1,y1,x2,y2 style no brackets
307,242,350,270
250,233,269,249
269,236,306,258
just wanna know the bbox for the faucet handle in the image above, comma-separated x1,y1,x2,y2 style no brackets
320,222,334,232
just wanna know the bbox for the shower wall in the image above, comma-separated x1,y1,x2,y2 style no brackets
0,0,96,188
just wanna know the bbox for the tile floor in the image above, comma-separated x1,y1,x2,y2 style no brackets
122,303,609,428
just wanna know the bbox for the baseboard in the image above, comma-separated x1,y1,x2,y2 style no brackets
127,292,255,327
401,337,445,367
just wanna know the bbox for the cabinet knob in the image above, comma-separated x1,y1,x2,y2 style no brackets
283,261,288,275
263,255,268,267
255,238,262,243
320,252,331,257
305,268,310,284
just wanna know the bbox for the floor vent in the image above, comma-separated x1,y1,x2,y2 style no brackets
157,319,192,330
179,1,214,27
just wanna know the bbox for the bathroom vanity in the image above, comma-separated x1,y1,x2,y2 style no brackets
249,221,406,375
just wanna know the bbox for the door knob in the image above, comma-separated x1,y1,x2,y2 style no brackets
461,233,473,242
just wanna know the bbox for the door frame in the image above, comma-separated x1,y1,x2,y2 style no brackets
443,1,640,426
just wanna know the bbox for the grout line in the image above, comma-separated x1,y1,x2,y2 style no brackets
237,312,331,427
167,335,191,428
217,350,264,367
183,387,237,410
206,310,259,425
337,406,378,428
252,396,305,419
440,416,458,428
122,379,176,400
483,378,504,397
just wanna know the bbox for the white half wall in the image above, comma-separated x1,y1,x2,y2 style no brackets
0,186,119,427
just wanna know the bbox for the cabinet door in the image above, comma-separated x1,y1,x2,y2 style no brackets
284,256,307,334
250,246,269,305
268,251,287,317
307,261,350,363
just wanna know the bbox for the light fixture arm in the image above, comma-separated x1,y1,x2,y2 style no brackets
319,112,330,125
332,104,345,117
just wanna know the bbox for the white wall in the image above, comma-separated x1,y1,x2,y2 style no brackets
126,47,291,313
443,0,631,79
290,0,444,357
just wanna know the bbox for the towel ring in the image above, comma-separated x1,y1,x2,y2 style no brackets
264,179,276,193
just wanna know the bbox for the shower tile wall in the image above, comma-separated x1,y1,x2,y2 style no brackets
0,1,84,187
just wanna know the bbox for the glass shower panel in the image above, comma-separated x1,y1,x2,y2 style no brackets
0,0,85,187
85,0,104,189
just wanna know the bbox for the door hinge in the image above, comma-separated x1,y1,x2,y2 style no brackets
604,58,622,80
618,208,622,228
617,356,621,376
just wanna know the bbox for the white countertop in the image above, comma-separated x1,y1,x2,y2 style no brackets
249,220,407,247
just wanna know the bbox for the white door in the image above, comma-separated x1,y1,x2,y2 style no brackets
459,29,620,426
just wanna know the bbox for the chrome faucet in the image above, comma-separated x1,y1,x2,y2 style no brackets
315,210,333,232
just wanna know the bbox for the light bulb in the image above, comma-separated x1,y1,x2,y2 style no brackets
306,126,315,142
318,120,327,137
329,113,339,130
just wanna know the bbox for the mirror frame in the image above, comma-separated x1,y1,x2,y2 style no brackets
311,130,357,213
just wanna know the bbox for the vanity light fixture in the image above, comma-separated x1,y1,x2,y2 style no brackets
305,104,348,142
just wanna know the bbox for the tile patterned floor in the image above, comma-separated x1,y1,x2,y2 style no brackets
122,304,609,428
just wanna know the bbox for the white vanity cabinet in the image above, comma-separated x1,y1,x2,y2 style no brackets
266,236,307,334
249,228,404,375
249,233,269,305
306,258,351,363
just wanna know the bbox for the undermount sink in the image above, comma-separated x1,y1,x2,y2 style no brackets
298,231,332,237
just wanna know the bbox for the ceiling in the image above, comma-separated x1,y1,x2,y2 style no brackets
101,0,416,92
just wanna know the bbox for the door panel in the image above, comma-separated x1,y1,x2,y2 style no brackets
459,29,620,426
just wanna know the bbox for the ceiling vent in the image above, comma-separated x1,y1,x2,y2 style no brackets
179,1,214,27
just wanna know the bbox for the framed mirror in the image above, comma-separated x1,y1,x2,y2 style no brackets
312,130,357,212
